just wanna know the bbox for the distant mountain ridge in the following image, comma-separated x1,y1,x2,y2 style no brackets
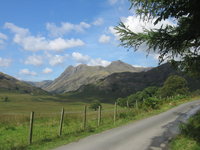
25,80,53,89
66,63,200,102
43,60,151,93
0,72,48,94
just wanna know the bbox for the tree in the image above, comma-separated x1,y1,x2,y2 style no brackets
117,97,127,107
90,100,102,111
144,97,160,109
143,86,158,97
115,0,200,76
158,75,189,98
128,87,158,103
3,96,9,102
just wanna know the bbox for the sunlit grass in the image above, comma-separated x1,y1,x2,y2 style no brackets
0,93,199,150
170,109,200,150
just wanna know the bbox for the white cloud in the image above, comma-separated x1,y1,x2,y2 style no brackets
48,54,68,66
0,33,7,40
0,57,12,67
0,32,8,47
93,18,104,26
109,16,176,40
151,53,160,60
132,64,146,68
72,52,90,63
0,40,4,45
5,22,85,51
109,26,120,40
108,0,125,5
121,15,176,34
88,58,111,67
42,68,53,74
19,69,37,76
108,0,118,5
72,52,111,67
99,34,111,43
46,22,91,37
24,55,43,66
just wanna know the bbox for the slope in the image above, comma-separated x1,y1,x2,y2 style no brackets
25,80,53,89
66,63,200,102
44,60,149,93
0,72,48,95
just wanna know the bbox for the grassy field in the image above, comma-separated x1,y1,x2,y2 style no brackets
0,93,114,113
170,110,200,150
0,92,119,150
0,92,199,150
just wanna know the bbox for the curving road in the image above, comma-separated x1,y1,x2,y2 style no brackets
54,100,200,150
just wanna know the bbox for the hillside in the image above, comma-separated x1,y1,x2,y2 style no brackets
0,72,48,95
25,80,53,89
65,63,200,102
44,60,149,93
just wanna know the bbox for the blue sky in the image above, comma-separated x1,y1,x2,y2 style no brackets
0,0,168,81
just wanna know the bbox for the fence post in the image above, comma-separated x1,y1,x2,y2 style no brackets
97,106,101,127
127,100,129,108
135,100,138,109
83,105,87,130
113,102,117,125
29,111,34,145
59,107,64,136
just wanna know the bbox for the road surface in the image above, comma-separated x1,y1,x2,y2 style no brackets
54,100,200,150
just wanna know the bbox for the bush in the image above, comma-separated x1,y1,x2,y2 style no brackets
191,89,200,96
3,97,9,102
171,95,188,101
144,97,160,109
119,112,128,119
180,111,200,142
158,75,189,98
89,100,101,111
117,98,127,107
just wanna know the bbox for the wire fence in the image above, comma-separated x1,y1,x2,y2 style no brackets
0,104,135,149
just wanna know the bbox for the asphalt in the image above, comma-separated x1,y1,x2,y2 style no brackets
54,100,200,150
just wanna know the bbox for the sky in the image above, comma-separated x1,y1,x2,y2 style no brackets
0,0,175,81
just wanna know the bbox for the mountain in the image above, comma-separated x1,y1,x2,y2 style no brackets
44,60,150,93
105,60,147,73
25,80,52,89
65,63,200,102
0,72,48,95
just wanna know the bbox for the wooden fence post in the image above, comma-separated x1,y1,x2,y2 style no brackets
59,107,64,136
97,106,101,127
83,105,87,130
135,100,138,109
113,102,117,125
29,111,34,145
127,100,129,108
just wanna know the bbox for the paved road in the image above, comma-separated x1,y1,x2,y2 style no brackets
54,100,200,150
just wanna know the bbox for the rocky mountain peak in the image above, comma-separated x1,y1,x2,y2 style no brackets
40,60,151,93
107,60,126,66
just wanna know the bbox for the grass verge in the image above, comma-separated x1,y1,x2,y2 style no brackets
170,110,200,150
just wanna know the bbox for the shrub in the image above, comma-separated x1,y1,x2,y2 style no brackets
119,112,128,119
117,97,127,107
89,100,101,111
3,97,9,102
144,97,160,109
191,89,200,96
180,111,200,142
158,75,189,98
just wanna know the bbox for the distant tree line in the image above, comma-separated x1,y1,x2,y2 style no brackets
117,75,190,109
